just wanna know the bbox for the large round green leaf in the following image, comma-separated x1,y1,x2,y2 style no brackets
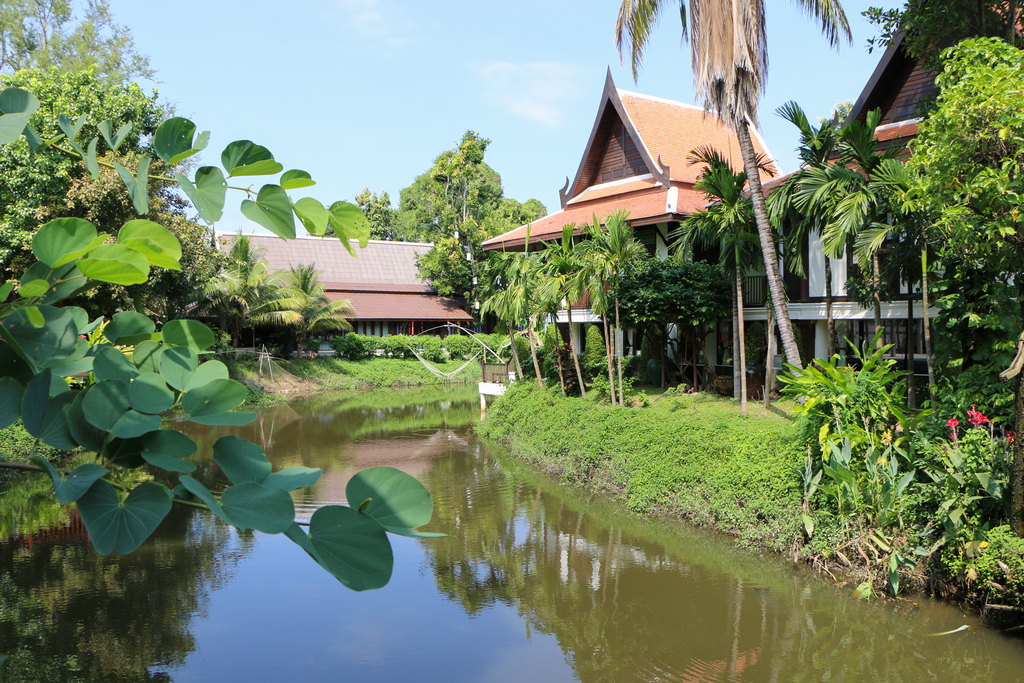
293,197,329,236
262,466,322,492
181,379,246,417
0,87,39,115
221,482,294,533
78,243,150,285
77,480,172,556
306,505,393,591
2,304,79,365
280,169,315,189
0,339,34,384
31,218,104,267
162,319,215,350
160,346,198,391
94,344,141,383
328,201,371,250
0,376,24,430
221,140,283,177
345,466,433,531
22,386,76,450
29,456,108,504
213,435,271,484
141,429,197,473
240,184,295,239
178,475,231,524
110,409,161,439
117,220,183,270
82,379,131,432
182,360,229,392
132,340,164,374
129,372,175,414
154,117,208,165
104,311,155,345
176,167,226,224
68,391,106,452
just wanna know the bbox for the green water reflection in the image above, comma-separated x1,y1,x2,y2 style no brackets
3,384,1024,682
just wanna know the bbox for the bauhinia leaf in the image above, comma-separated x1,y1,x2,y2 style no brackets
176,167,226,224
77,480,172,555
240,184,295,238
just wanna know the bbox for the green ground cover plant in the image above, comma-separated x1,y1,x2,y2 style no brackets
478,383,805,551
224,356,481,390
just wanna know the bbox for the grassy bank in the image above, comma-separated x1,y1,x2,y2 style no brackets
478,383,805,553
223,356,481,392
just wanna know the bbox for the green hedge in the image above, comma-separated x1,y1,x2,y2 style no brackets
478,383,805,551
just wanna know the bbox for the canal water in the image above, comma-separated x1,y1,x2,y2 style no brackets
3,385,1024,682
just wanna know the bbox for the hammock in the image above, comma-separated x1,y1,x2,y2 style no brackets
409,346,481,381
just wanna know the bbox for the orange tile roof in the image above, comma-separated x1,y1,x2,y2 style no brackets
617,91,778,186
566,176,659,204
874,121,919,141
328,292,473,321
484,185,708,251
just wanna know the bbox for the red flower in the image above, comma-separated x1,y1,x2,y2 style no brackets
1009,431,1016,444
946,417,959,428
966,405,989,426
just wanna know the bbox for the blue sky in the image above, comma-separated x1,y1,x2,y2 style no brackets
108,0,888,233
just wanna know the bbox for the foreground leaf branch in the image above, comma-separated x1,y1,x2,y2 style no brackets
0,86,441,592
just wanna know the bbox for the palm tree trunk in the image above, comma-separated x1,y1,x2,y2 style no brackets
566,306,587,398
527,318,544,388
603,314,617,405
615,298,625,406
736,261,748,415
737,121,802,369
921,245,935,400
824,256,836,357
1013,375,1024,536
509,327,523,380
764,305,776,409
906,294,917,409
732,296,741,401
873,253,884,349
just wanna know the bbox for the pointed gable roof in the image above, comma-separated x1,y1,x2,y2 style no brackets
483,72,777,252
846,31,938,149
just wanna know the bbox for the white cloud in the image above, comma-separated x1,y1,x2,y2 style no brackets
333,0,412,47
477,61,583,128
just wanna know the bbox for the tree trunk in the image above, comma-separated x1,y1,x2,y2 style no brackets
824,256,836,357
736,261,748,415
906,294,917,410
1012,375,1024,536
764,306,776,409
922,245,935,400
603,314,617,405
873,253,884,349
509,328,523,380
615,297,625,406
527,318,544,388
566,307,586,398
737,122,802,369
732,295,741,402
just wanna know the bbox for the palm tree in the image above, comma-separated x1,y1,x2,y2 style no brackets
480,251,545,387
285,264,354,355
615,0,851,370
675,148,763,414
578,211,648,405
798,109,904,349
204,235,300,346
541,225,589,398
767,101,840,357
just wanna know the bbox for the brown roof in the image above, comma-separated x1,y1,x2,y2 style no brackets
484,184,708,251
329,292,473,322
220,235,432,293
484,72,776,252
618,91,776,185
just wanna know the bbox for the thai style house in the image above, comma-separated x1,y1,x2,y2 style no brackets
485,40,939,386
482,72,776,371
219,234,473,345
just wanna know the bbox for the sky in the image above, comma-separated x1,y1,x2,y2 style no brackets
106,0,890,234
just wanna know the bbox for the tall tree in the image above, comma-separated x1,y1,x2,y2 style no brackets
285,264,354,354
676,149,764,414
352,188,398,241
615,0,851,370
578,212,647,405
398,131,545,308
0,0,153,82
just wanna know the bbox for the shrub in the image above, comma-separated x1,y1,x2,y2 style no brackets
583,324,606,377
330,334,372,360
442,333,475,360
